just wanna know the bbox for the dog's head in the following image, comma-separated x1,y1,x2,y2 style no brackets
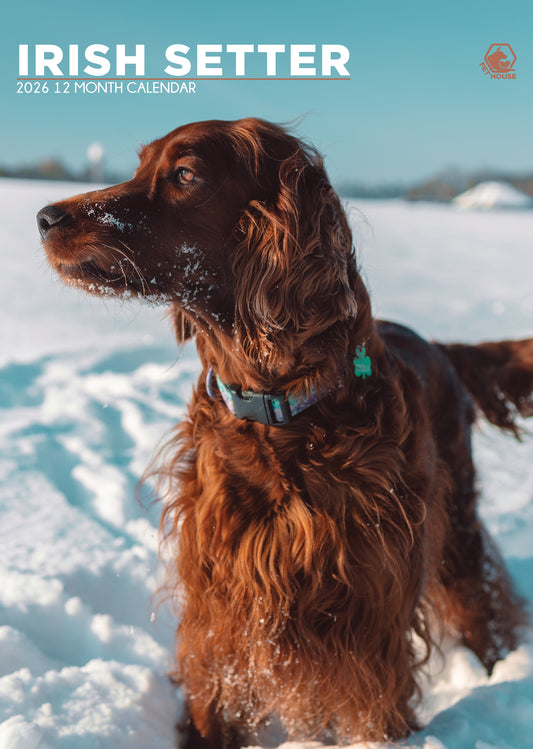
38,118,358,365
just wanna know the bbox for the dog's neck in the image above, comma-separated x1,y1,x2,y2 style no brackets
190,276,376,423
196,323,376,426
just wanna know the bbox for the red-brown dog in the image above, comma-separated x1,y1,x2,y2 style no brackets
38,118,532,748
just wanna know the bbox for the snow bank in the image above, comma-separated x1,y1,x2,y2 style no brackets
1,180,532,748
453,181,533,210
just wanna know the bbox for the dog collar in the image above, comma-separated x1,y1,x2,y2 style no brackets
205,367,326,426
205,345,371,427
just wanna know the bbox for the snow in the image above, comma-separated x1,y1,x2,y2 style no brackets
1,180,532,748
453,181,533,211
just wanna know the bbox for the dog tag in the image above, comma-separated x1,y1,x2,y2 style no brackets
353,345,372,379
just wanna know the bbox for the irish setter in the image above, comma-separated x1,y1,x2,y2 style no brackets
38,118,533,748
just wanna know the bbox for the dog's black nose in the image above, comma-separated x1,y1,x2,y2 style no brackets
37,205,71,239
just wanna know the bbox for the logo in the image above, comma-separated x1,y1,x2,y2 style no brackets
480,44,516,79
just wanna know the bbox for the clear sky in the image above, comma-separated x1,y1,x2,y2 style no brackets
1,0,532,186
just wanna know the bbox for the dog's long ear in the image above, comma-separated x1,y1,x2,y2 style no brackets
168,305,195,343
233,146,357,362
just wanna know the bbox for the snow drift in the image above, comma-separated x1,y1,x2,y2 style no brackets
453,181,533,210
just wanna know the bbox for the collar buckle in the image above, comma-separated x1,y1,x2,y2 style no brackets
206,366,323,427
231,388,293,426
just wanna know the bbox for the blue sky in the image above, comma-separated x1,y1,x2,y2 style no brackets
1,0,532,185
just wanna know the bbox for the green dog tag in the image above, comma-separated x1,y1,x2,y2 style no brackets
353,345,372,379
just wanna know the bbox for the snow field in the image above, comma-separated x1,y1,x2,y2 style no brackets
0,179,532,748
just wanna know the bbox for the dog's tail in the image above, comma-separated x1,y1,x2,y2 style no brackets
438,338,533,437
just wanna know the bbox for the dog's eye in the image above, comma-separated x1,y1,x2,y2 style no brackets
175,167,197,185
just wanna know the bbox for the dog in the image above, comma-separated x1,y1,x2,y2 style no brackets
38,118,533,747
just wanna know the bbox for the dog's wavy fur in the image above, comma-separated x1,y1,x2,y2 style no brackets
38,118,532,747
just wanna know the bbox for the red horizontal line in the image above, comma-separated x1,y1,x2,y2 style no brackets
17,76,350,82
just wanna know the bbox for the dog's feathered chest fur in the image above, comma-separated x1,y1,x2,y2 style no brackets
160,328,451,741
